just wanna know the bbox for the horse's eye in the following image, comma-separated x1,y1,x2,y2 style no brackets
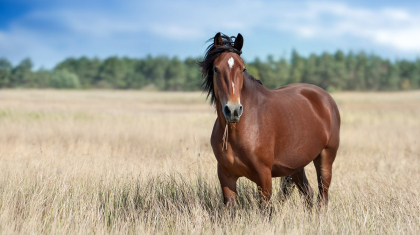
213,67,219,74
243,68,246,72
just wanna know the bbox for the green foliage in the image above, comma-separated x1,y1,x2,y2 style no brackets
0,58,12,87
184,57,202,91
32,69,52,88
1,52,420,91
346,52,357,90
49,70,81,89
165,57,186,91
289,50,305,84
55,57,101,88
11,58,33,88
387,62,400,91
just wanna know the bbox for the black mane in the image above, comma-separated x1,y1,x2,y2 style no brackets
198,33,262,105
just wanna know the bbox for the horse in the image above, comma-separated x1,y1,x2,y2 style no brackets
199,33,341,209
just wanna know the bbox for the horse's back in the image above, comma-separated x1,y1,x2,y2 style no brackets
275,83,340,124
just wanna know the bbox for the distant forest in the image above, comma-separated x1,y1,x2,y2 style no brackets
1,50,420,91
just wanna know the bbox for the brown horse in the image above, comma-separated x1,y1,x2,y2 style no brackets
199,33,340,208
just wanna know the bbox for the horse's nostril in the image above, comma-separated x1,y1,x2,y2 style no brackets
223,105,231,116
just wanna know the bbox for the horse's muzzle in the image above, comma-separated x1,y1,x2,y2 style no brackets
223,103,243,123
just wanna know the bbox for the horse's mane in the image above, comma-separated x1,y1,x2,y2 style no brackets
198,33,262,105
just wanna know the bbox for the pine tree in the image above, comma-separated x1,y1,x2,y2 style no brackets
387,62,400,90
366,55,382,90
97,57,128,88
275,57,290,87
165,57,186,91
289,50,305,84
346,52,357,90
184,57,201,91
0,58,12,88
11,58,33,87
409,59,420,89
302,54,319,86
355,52,367,90
331,50,347,91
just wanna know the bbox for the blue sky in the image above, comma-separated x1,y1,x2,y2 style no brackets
1,0,420,68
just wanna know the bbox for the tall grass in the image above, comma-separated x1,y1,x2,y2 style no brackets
0,90,419,234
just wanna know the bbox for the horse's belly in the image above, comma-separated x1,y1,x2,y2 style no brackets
271,164,293,177
271,160,311,177
271,147,323,177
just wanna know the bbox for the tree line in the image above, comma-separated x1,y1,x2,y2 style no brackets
1,50,419,91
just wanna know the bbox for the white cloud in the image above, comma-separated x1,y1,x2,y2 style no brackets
2,0,420,68
272,2,420,51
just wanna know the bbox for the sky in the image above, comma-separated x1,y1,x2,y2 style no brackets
1,0,420,68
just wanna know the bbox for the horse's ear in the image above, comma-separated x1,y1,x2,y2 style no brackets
234,33,243,51
214,32,223,47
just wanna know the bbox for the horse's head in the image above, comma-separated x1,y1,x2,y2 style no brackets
212,33,245,123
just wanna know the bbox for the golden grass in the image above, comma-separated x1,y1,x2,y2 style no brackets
0,89,419,234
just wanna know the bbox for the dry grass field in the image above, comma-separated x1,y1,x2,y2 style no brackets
0,89,419,234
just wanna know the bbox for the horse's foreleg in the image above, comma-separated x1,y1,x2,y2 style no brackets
217,164,238,206
291,168,313,210
256,167,273,205
314,149,336,209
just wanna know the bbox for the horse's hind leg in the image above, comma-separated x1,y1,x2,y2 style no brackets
313,148,337,208
280,175,294,201
290,169,313,209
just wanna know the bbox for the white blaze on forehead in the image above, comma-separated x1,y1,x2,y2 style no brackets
232,81,235,94
228,57,234,69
